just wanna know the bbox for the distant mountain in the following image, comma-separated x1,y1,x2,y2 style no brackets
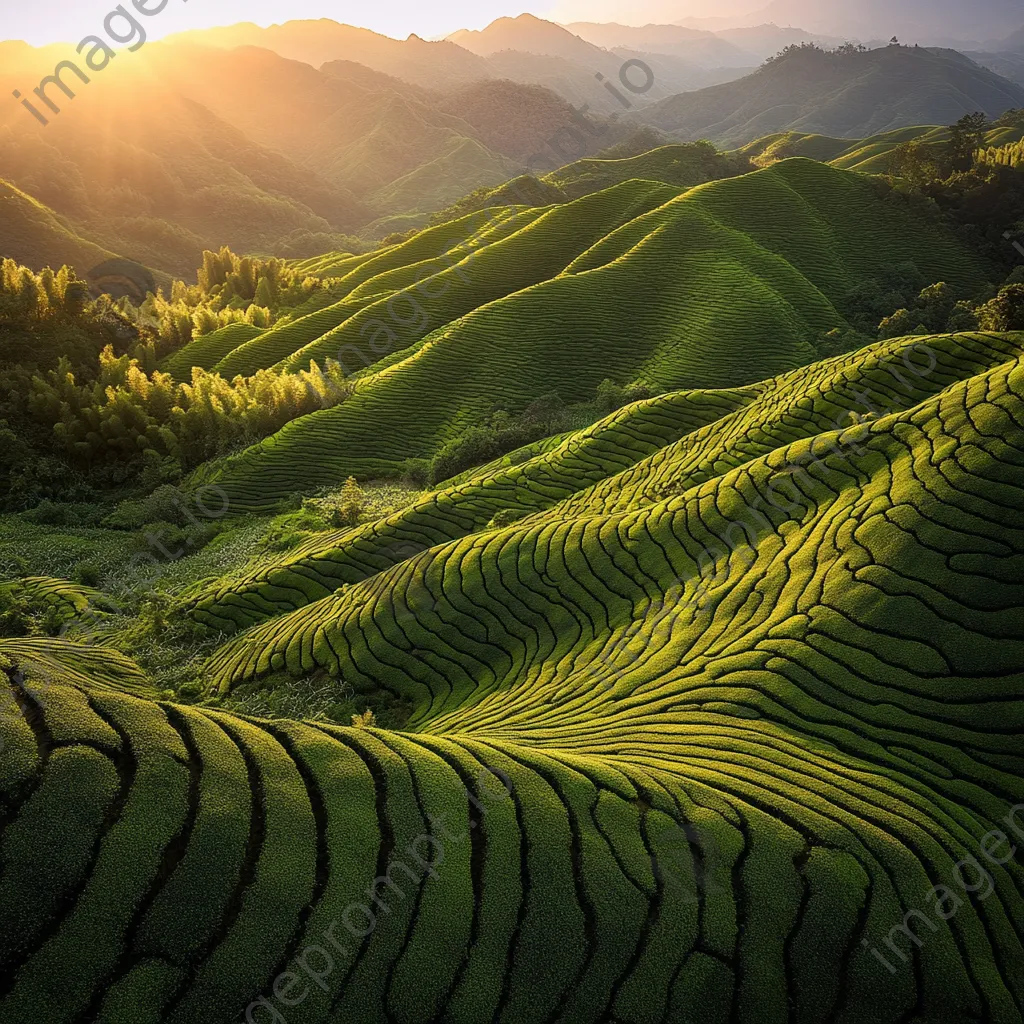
744,0,1023,43
165,16,743,119
999,25,1024,52
449,13,611,63
483,45,749,114
166,20,493,89
151,43,633,217
968,50,1024,87
565,22,754,66
0,34,653,269
455,15,760,107
634,44,1024,147
447,15,686,110
713,24,844,61
436,80,624,163
0,54,371,277
144,43,517,213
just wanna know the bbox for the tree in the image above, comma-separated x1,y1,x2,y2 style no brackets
333,476,366,527
915,282,955,331
888,141,938,184
946,301,979,333
977,283,1024,330
254,276,275,308
948,112,990,172
878,308,919,339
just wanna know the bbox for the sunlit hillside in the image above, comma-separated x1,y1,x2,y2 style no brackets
1,9,1023,1024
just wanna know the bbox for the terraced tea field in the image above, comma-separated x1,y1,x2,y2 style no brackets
187,158,995,511
2,330,1022,1023
736,124,1024,174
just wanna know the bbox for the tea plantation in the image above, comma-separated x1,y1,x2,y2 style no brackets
188,158,995,510
1,329,1022,1023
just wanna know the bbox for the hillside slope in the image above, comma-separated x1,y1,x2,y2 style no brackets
635,45,1024,146
0,179,120,278
0,56,371,277
3,329,1021,1023
735,123,1024,173
188,159,995,509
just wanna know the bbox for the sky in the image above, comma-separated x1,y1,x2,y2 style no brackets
0,0,562,45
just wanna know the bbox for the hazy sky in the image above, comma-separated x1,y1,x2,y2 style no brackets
0,0,566,45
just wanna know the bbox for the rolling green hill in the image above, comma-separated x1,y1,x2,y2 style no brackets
1,327,1021,1023
0,179,120,280
429,139,748,221
185,158,994,510
543,141,752,198
735,123,1024,173
635,44,1024,147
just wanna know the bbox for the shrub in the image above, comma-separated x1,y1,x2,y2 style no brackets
22,499,105,527
878,308,920,339
0,588,33,637
399,460,430,489
946,301,979,333
488,508,529,529
73,561,102,588
331,477,366,528
595,379,653,414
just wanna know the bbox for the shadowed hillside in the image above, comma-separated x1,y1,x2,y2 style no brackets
635,44,1024,146
0,55,371,277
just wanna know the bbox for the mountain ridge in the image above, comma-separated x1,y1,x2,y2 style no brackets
634,44,1024,146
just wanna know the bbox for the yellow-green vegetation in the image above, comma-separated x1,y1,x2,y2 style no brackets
3,118,1024,1023
0,251,362,505
190,159,996,509
738,122,1024,175
0,329,1021,1022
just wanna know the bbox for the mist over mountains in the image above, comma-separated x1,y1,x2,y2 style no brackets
2,10,1024,277
566,0,1024,46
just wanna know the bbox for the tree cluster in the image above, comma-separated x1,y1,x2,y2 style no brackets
0,254,352,509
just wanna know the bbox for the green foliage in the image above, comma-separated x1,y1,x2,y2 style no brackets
487,508,529,529
428,390,613,486
0,259,129,373
332,477,367,528
977,283,1024,330
1,330,1023,1023
72,561,101,588
8,344,351,504
0,247,359,507
948,112,991,172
